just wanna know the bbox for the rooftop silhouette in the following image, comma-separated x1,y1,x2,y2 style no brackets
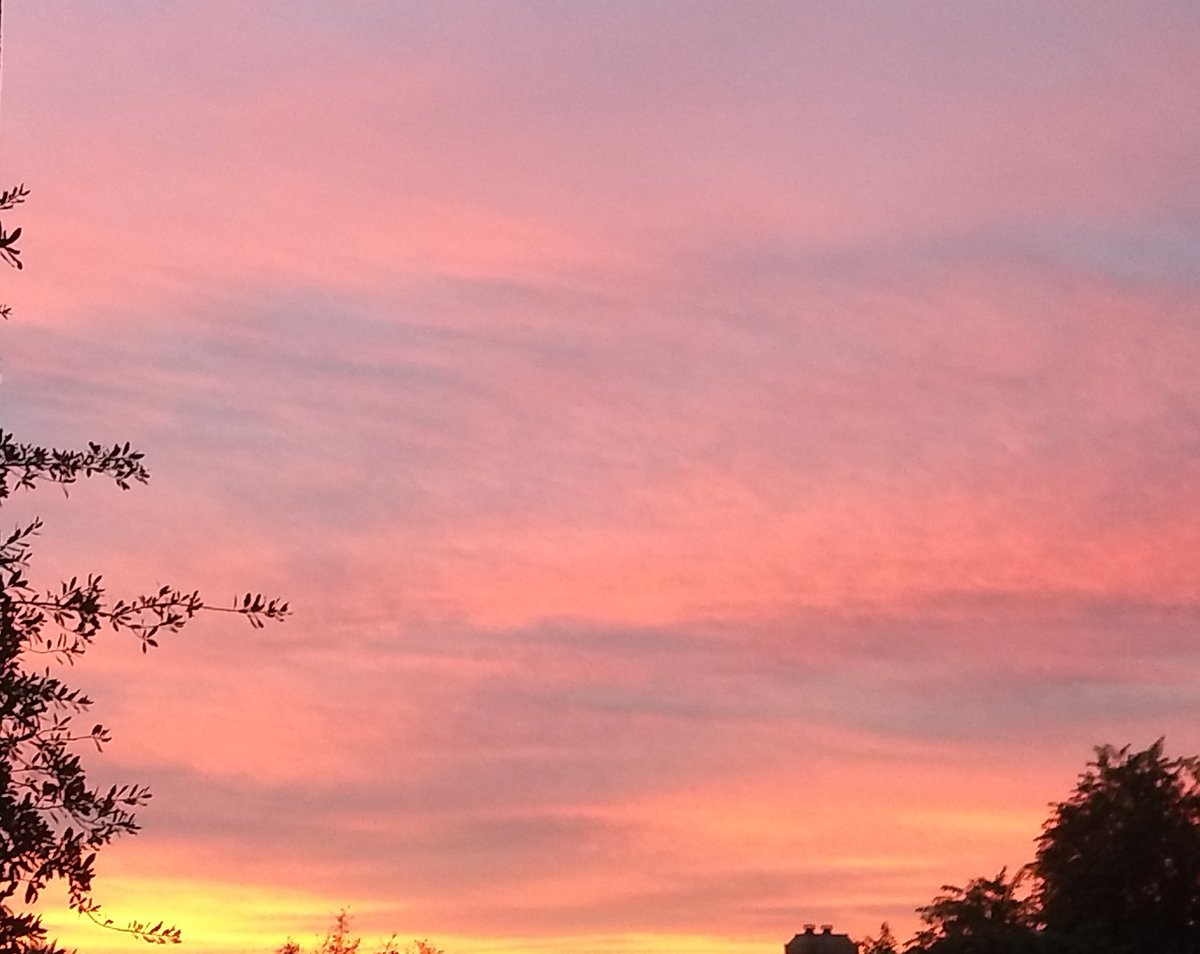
784,924,856,954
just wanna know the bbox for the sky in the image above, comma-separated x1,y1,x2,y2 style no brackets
3,1,1200,951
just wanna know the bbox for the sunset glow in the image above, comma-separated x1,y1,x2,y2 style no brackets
4,2,1200,952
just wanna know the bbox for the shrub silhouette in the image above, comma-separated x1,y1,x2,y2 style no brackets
276,911,444,954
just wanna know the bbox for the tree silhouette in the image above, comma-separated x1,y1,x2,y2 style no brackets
1033,740,1200,954
899,740,1200,953
0,193,288,950
907,869,1045,954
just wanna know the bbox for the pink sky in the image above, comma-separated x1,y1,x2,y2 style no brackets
5,2,1200,951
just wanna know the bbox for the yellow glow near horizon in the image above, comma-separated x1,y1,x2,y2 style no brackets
35,878,340,953
32,875,800,954
37,880,778,954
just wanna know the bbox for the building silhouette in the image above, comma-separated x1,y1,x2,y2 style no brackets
784,924,856,954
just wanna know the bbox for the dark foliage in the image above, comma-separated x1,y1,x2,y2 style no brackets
0,191,288,950
1033,740,1200,954
902,740,1200,954
907,870,1045,954
0,181,27,321
0,182,27,277
0,429,288,951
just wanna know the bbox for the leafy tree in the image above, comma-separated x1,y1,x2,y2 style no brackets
0,192,288,950
903,740,1200,954
1033,740,1200,954
908,869,1045,954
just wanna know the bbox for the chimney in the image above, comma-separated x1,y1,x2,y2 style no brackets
803,924,816,934
821,925,833,934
